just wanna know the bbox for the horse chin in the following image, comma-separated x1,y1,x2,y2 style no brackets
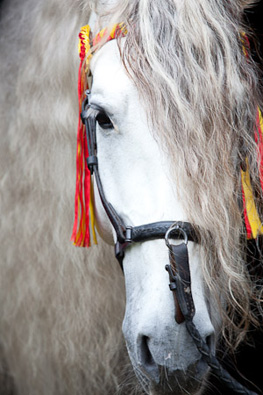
135,358,210,395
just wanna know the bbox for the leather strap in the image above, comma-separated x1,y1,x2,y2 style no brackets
129,221,199,243
115,221,199,270
93,167,126,243
166,243,195,323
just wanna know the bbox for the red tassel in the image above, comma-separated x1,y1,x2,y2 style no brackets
71,29,91,247
71,24,127,247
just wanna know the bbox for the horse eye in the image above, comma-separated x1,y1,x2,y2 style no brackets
96,111,114,130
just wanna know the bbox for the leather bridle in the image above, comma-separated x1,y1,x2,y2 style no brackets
81,90,258,395
81,91,199,268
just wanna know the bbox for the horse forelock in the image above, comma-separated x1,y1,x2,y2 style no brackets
103,0,263,346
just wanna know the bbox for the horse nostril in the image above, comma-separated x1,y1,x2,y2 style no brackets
141,336,155,367
139,336,159,382
205,332,214,351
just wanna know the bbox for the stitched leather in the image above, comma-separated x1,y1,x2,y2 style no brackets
131,221,199,243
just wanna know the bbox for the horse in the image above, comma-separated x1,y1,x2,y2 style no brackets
0,0,262,394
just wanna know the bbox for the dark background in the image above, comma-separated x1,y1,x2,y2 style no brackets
245,1,263,67
245,0,263,36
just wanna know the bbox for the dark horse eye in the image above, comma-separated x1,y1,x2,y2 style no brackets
96,111,114,130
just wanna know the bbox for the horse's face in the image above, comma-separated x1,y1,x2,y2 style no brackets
90,40,218,394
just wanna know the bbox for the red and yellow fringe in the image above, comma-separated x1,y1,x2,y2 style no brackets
240,34,263,239
241,109,263,239
71,25,96,247
71,24,127,247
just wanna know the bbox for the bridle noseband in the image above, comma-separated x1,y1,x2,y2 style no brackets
82,90,258,395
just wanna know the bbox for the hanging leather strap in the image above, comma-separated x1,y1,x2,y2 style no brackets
165,242,195,323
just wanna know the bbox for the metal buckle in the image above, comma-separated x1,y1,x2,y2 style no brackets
125,226,133,243
81,90,91,123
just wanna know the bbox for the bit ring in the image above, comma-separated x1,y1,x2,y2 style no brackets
165,223,188,248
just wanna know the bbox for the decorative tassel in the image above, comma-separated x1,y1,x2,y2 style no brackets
71,24,127,247
71,25,96,247
240,34,263,239
93,23,127,46
241,109,263,239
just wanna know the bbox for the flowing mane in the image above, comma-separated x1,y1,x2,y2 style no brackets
95,0,263,346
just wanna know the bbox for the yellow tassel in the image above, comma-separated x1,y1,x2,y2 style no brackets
90,179,98,244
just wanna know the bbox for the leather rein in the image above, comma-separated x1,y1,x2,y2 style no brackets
81,91,258,395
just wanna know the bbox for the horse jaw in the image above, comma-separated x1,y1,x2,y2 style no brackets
90,40,217,394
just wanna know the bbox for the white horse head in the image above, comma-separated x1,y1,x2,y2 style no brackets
85,0,262,393
87,19,215,395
